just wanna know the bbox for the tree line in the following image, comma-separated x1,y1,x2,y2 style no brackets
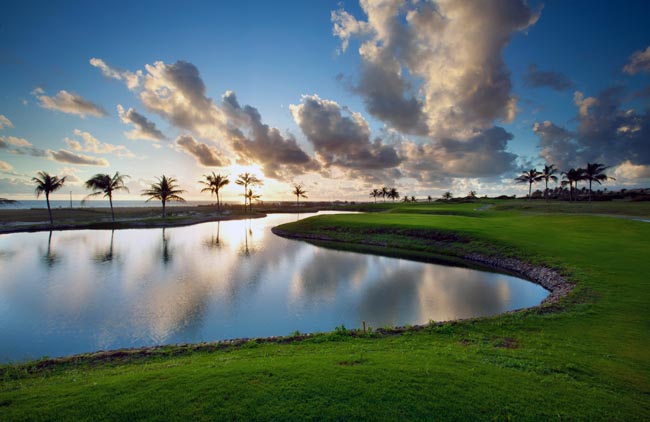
515,162,613,202
31,171,312,225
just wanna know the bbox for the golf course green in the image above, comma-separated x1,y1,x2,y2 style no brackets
1,200,649,420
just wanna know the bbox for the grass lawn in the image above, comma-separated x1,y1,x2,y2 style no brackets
1,200,649,420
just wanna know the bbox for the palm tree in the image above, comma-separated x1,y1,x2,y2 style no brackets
381,186,390,202
236,173,262,212
411,195,416,202
427,195,432,203
292,183,308,207
582,162,613,202
561,168,584,202
402,196,409,202
84,172,130,222
515,169,542,200
388,187,399,202
442,191,453,201
539,164,559,200
467,191,477,199
141,175,185,218
370,188,381,203
32,171,66,225
199,172,229,210
245,189,261,212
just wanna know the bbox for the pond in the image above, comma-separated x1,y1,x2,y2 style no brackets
0,212,548,363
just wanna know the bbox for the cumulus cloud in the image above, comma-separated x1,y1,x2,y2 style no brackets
0,136,32,148
90,58,142,89
220,91,320,180
613,160,650,182
399,127,518,181
36,90,107,117
65,129,134,157
0,115,13,130
523,64,574,91
176,135,228,167
50,149,109,166
290,94,401,171
0,160,13,172
332,0,539,138
533,86,650,173
623,46,650,75
117,105,166,141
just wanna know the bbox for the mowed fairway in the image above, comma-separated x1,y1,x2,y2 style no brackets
1,201,649,420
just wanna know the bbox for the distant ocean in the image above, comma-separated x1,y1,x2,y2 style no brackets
0,200,218,210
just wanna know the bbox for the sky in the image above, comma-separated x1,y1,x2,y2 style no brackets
1,0,649,202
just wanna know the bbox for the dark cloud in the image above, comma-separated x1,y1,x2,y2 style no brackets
176,135,228,167
533,86,650,171
50,149,109,166
523,64,574,91
36,90,107,118
117,105,166,141
290,94,402,170
220,91,320,180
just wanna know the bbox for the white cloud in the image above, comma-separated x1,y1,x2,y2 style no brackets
175,134,228,167
90,58,142,90
117,105,166,141
65,129,134,157
36,90,107,118
0,136,33,148
623,46,650,75
0,115,13,130
0,160,13,172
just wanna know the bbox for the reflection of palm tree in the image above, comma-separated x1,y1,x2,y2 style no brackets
161,227,172,265
582,162,613,202
240,219,254,257
141,175,185,218
32,171,66,225
204,221,224,249
199,172,229,210
42,231,59,267
292,183,308,208
515,169,542,200
94,230,116,263
539,164,558,200
84,172,130,222
235,173,262,212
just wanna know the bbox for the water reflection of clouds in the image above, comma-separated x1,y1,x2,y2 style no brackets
0,212,548,362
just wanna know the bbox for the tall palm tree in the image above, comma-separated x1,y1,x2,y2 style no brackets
32,171,66,225
539,164,559,200
515,169,542,200
582,162,613,202
370,188,381,203
245,189,261,212
292,183,308,207
199,172,229,210
561,168,584,202
141,175,185,218
84,172,130,222
381,186,390,202
467,191,477,199
427,195,432,203
442,191,453,201
388,187,399,202
236,173,262,212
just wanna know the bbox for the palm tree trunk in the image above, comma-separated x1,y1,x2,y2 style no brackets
528,182,532,200
589,179,592,202
545,179,548,201
46,192,53,225
109,195,115,222
162,199,166,218
216,191,220,211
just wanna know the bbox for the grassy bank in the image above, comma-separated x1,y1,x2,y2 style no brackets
1,201,649,420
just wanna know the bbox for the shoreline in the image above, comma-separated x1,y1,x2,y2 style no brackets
2,223,572,370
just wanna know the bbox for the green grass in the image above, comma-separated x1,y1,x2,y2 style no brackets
2,201,649,420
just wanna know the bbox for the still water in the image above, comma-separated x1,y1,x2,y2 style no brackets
0,212,547,363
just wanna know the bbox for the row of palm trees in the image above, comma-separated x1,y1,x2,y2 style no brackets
516,162,613,202
32,171,311,224
369,187,400,202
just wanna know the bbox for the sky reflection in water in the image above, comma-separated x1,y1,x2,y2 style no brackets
0,212,547,362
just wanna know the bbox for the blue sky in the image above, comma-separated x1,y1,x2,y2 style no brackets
1,0,649,201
